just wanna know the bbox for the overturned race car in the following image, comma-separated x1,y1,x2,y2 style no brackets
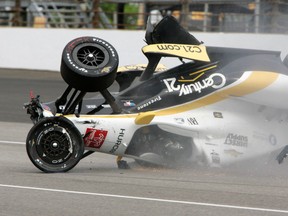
24,16,288,173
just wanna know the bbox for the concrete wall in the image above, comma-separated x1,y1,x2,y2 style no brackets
0,27,287,72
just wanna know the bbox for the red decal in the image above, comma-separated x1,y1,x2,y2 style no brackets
84,128,108,148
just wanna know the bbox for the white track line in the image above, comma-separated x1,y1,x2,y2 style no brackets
1,139,288,214
0,140,25,145
0,184,287,214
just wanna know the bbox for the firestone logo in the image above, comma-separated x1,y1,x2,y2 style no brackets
163,73,226,96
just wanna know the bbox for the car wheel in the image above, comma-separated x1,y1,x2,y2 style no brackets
61,36,119,92
26,117,84,173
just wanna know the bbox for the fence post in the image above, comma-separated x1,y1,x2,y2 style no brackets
13,0,22,26
92,0,100,28
181,0,190,30
117,3,125,29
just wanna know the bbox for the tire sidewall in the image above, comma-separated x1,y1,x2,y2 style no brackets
61,37,119,92
26,117,84,173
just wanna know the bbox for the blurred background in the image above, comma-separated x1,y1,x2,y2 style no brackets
1,0,288,33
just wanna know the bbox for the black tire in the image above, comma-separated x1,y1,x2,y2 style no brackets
26,117,84,173
61,36,119,92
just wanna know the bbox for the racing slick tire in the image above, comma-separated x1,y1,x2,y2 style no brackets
61,36,119,92
26,116,84,173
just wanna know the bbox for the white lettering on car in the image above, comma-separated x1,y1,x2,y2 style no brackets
163,73,226,96
109,128,126,154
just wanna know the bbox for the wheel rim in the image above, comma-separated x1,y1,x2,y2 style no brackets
72,43,109,70
36,126,73,164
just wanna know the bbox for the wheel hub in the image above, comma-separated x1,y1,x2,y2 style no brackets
71,43,110,71
52,142,59,148
87,53,95,61
36,126,72,164
78,47,105,67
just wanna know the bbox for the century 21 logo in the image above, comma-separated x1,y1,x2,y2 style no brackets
163,71,226,96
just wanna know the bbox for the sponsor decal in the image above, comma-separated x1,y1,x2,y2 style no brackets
109,128,125,153
187,117,199,125
142,44,210,61
211,150,220,164
163,73,226,96
213,112,223,118
122,100,136,107
224,133,248,147
137,96,162,110
174,118,185,124
83,128,108,148
157,44,202,53
224,149,243,157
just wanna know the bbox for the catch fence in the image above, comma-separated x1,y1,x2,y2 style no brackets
0,0,287,33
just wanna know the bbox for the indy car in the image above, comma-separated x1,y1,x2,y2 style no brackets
25,16,288,173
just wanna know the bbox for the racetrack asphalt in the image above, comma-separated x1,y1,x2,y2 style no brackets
1,68,288,216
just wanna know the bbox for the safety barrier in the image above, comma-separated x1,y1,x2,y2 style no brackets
0,27,287,71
